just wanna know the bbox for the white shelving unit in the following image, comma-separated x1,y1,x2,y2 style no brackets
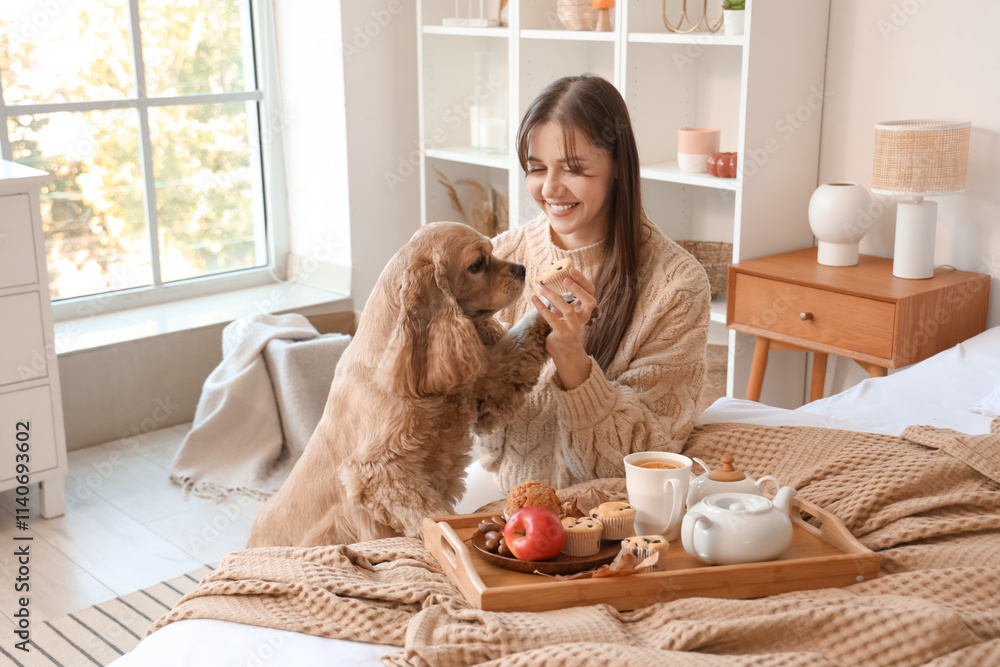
626,31,745,46
424,146,510,169
416,0,831,406
640,162,739,190
521,29,616,42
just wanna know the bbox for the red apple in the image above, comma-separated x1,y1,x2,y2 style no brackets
502,507,566,561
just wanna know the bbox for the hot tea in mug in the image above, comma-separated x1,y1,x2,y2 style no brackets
624,452,709,540
636,460,682,470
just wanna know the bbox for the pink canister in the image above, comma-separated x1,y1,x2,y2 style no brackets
678,128,721,173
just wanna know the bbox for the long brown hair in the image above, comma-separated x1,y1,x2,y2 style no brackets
516,75,644,371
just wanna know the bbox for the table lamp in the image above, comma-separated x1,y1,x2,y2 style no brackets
871,120,971,279
593,0,614,31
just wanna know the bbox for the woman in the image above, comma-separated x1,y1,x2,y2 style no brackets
476,74,711,490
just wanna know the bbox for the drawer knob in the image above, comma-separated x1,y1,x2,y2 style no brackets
800,312,813,321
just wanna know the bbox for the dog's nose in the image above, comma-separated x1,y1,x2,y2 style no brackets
511,263,526,282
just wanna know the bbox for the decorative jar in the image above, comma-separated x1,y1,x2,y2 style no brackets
808,182,871,267
677,128,720,174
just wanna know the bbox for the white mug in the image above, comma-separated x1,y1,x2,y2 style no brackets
624,452,708,541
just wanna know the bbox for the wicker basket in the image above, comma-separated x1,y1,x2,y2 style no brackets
558,0,598,30
676,240,732,299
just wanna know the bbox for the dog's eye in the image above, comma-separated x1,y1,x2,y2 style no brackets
468,256,486,274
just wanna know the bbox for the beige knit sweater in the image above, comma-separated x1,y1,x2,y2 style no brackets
475,214,711,491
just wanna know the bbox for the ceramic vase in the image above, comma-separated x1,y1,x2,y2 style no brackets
557,0,597,30
808,182,871,266
723,10,744,36
677,128,720,174
708,152,738,178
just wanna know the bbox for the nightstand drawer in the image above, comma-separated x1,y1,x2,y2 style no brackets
732,274,895,358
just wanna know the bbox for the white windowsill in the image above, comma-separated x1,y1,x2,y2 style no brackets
54,281,352,355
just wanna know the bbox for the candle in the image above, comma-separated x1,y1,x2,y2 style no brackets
478,116,507,153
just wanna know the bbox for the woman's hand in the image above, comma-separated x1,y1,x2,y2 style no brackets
530,267,596,390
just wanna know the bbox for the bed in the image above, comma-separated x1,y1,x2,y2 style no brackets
110,326,1000,666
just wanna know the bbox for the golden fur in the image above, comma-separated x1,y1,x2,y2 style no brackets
248,222,550,547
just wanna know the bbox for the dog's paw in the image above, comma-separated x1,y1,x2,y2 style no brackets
508,308,551,343
475,317,506,346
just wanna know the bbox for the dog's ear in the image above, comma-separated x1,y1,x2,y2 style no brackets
376,254,484,397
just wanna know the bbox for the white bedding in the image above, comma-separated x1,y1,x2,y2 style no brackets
112,619,396,665
794,324,1000,436
112,326,1000,667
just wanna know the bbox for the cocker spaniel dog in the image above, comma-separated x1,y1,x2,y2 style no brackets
248,222,550,547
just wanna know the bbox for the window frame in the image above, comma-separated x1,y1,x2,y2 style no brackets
0,0,289,320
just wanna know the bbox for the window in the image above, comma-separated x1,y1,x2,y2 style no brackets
0,0,271,309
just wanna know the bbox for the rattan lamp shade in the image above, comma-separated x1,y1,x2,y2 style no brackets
871,119,971,280
871,120,971,196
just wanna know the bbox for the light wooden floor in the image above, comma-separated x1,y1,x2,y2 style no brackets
0,422,260,635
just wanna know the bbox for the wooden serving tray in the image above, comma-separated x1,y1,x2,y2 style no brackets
423,497,880,613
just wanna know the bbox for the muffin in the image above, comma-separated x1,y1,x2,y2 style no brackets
505,480,562,519
538,258,573,297
621,535,670,573
560,516,604,557
588,501,636,540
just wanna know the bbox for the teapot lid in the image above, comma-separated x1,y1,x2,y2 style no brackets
707,455,746,482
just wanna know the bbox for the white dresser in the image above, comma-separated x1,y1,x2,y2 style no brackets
0,160,67,517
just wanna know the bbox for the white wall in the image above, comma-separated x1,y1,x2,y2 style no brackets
341,0,421,307
272,0,420,306
819,0,1000,392
273,0,353,288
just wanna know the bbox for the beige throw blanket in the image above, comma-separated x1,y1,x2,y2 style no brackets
171,313,351,501
150,418,1000,666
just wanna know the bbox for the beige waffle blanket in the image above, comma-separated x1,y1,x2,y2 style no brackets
149,418,1000,666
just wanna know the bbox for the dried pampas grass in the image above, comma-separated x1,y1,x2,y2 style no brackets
436,169,508,238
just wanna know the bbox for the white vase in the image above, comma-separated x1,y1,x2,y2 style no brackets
723,10,744,36
808,182,871,267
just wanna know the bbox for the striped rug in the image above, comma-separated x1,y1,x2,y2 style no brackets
0,564,214,667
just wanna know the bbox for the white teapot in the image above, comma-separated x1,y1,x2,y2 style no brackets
681,486,797,565
687,455,781,508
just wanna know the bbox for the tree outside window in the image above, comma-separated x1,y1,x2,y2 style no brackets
1,0,267,301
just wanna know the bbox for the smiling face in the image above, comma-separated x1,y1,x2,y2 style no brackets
525,122,616,250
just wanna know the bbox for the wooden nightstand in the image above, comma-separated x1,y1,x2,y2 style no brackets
727,247,991,402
